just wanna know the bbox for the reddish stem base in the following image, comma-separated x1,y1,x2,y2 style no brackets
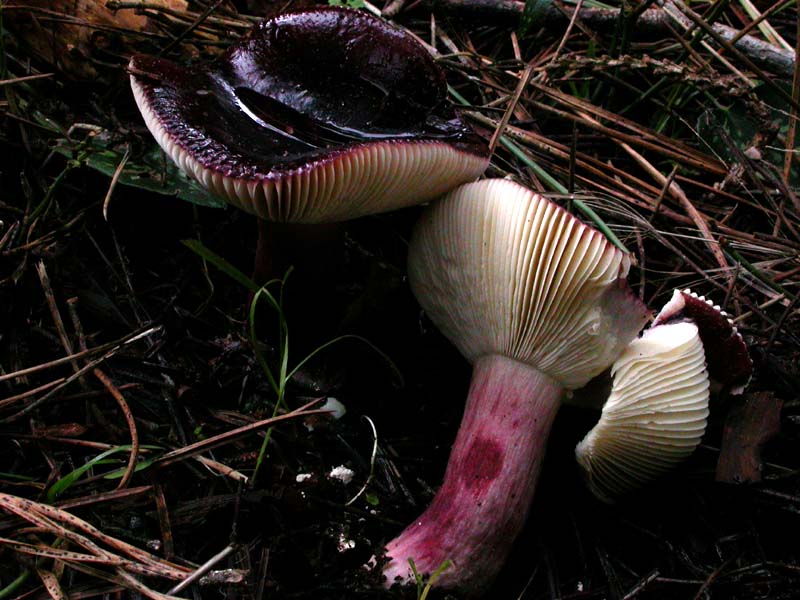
382,354,563,596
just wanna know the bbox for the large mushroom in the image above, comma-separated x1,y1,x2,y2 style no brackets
128,6,488,277
383,179,649,594
575,289,753,501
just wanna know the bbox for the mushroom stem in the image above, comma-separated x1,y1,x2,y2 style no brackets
383,354,563,595
253,218,275,284
253,218,344,284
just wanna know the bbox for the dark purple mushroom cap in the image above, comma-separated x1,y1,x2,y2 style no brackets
129,7,489,223
652,289,752,394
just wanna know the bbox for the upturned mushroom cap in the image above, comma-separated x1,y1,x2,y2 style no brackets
575,288,753,501
653,289,752,394
575,321,710,502
407,178,649,389
129,7,488,223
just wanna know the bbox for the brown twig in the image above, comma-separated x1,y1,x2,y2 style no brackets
665,0,799,108
382,0,407,18
488,62,534,153
66,296,140,491
0,494,192,580
0,72,54,86
0,327,160,385
153,398,328,468
153,485,175,559
784,6,800,183
575,109,731,279
167,544,235,595
421,0,795,75
92,369,140,490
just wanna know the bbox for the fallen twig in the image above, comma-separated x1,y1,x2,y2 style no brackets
422,0,795,76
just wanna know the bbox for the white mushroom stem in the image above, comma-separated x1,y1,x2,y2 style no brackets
383,354,563,595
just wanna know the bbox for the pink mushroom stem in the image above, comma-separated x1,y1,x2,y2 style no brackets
384,354,563,595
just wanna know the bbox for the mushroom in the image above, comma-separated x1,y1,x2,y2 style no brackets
382,179,649,594
128,7,488,277
575,289,753,501
575,320,710,502
651,289,752,394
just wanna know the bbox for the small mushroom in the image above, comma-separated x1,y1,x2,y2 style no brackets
575,288,753,501
129,7,488,276
575,321,710,502
382,179,649,595
652,289,752,394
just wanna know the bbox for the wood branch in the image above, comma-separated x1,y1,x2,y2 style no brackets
424,0,795,77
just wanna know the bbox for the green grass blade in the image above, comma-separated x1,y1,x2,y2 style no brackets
182,238,259,292
287,334,404,388
0,570,30,599
47,446,134,501
420,559,453,600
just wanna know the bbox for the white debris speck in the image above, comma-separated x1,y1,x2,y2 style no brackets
337,533,356,552
328,465,355,485
743,146,761,160
295,473,312,483
321,397,347,420
304,397,348,431
577,582,584,592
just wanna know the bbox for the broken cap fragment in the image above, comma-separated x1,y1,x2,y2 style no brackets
652,289,752,394
129,7,488,223
575,288,753,502
575,321,710,502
